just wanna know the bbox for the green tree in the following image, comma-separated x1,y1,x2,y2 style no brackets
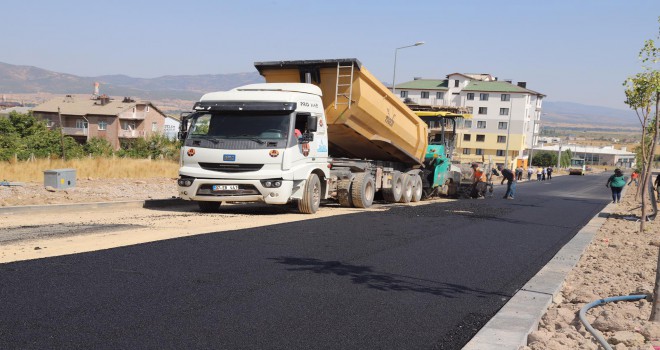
623,16,660,322
531,151,557,167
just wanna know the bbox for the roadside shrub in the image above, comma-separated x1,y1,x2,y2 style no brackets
84,137,114,157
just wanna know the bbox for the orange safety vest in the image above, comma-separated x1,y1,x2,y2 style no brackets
473,168,487,182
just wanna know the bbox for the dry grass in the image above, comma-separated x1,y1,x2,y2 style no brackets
1,157,179,182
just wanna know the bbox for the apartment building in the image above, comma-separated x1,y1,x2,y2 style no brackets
33,95,169,150
395,73,544,168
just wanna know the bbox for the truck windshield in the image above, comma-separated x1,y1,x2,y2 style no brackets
188,113,291,140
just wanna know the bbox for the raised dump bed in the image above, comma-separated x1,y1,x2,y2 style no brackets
254,59,428,166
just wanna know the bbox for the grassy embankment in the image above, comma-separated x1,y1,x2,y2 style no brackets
1,157,179,182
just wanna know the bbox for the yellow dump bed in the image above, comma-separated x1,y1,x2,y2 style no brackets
254,59,428,166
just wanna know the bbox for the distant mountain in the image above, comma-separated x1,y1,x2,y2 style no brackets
542,101,639,127
0,62,264,100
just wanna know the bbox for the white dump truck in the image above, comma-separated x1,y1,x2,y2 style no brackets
177,59,460,213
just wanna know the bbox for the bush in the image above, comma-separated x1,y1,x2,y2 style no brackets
1,112,180,162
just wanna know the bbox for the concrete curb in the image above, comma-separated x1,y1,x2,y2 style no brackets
462,191,617,349
0,198,186,215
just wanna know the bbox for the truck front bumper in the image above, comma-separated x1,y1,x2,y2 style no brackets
178,178,295,205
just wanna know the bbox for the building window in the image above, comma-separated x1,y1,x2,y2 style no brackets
501,94,510,101
498,122,508,129
477,121,486,129
478,107,487,114
467,93,475,100
421,91,430,99
466,107,473,114
75,119,87,129
152,122,158,132
480,93,489,101
436,92,445,99
496,150,505,156
98,120,107,131
500,108,509,115
463,134,471,141
454,80,459,87
497,135,506,143
46,119,55,128
463,148,470,155
476,134,485,142
400,91,408,98
476,148,484,155
464,120,472,128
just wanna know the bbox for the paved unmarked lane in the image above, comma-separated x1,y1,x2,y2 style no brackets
0,173,611,349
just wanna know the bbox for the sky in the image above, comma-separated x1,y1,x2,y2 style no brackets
2,0,659,110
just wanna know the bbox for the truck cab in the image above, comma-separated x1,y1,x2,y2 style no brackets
177,83,329,213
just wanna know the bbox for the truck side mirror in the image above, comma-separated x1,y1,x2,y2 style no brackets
307,115,318,132
178,113,190,141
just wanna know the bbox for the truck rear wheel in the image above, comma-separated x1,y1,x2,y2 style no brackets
411,174,423,202
382,172,403,203
337,179,353,207
198,201,220,213
398,175,413,203
298,173,321,214
351,173,375,208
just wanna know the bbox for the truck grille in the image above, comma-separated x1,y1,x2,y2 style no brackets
198,163,264,173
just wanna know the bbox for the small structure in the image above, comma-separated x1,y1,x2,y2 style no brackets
534,144,636,168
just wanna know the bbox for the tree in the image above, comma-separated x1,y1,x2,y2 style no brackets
531,151,557,167
624,16,660,322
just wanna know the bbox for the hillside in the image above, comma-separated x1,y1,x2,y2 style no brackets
542,101,639,128
0,61,646,130
0,62,263,100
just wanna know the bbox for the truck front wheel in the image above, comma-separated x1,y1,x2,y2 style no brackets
198,201,220,213
351,173,375,208
298,173,321,214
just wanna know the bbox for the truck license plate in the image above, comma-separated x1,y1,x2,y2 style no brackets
212,185,239,191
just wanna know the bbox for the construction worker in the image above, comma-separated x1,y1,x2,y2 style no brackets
470,163,488,199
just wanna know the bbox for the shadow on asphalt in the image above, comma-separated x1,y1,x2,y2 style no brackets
270,256,509,299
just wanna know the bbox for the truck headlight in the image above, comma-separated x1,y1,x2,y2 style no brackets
261,179,283,188
178,177,194,187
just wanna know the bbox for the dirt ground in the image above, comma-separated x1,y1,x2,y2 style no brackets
1,177,659,348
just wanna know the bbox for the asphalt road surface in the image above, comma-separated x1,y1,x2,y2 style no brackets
0,173,612,350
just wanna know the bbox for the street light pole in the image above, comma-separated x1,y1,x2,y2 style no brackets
392,41,425,95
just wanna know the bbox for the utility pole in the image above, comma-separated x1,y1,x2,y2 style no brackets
58,107,66,161
557,141,562,168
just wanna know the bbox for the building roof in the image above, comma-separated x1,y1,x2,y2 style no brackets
463,80,544,96
33,96,165,117
395,79,448,90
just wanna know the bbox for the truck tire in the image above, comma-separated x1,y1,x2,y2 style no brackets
398,175,413,203
351,173,375,208
298,173,321,214
337,179,353,207
198,201,220,213
382,172,403,203
411,174,423,202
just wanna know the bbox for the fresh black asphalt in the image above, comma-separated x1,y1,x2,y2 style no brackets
0,173,612,350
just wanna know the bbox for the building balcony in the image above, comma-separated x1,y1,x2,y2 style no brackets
62,127,88,136
119,129,145,138
119,112,147,120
